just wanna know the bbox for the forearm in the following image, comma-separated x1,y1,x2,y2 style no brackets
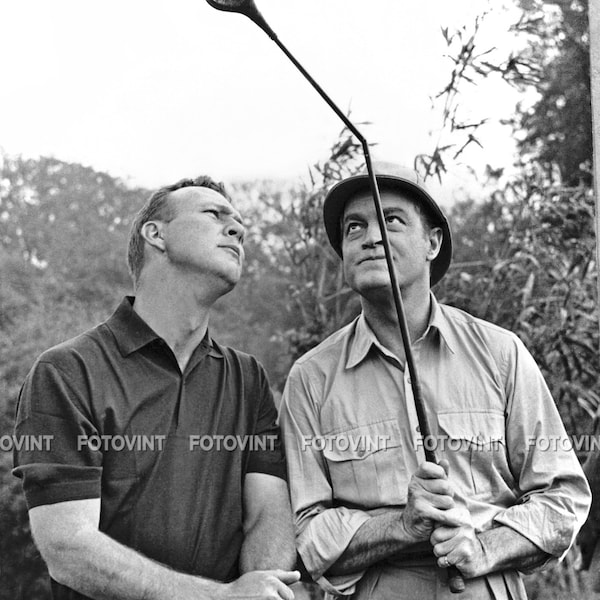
474,526,550,577
42,527,221,600
240,514,296,572
327,508,423,576
240,473,296,573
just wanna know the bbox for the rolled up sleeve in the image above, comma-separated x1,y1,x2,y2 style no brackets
279,365,370,595
297,505,370,594
492,337,591,561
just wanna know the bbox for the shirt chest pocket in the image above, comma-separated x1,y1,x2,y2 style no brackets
437,411,508,497
322,419,410,507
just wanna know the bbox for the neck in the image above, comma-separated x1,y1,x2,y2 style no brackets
133,269,222,371
361,284,432,363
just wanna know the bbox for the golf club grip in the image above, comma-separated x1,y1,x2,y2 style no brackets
448,565,465,593
424,448,465,592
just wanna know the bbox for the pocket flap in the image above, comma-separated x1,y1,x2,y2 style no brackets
322,419,401,462
438,411,505,444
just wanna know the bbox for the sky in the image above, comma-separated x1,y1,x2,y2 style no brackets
1,0,524,205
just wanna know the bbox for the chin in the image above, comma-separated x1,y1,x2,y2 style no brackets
352,284,392,303
204,267,241,295
226,271,244,289
220,272,241,289
352,275,391,293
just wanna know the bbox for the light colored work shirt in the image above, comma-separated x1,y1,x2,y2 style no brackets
279,296,590,597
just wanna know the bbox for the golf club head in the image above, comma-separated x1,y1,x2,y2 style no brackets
205,0,276,39
206,0,251,12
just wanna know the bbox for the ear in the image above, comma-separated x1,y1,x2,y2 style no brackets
140,221,166,252
426,227,443,262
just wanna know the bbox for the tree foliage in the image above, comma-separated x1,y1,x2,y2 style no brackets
512,0,592,186
419,0,591,188
267,129,365,361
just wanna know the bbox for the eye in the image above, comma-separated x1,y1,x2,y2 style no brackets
205,209,220,218
385,214,404,228
345,221,363,235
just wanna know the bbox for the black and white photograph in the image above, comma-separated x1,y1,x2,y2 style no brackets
1,1,598,598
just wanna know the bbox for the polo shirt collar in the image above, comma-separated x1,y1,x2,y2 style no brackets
345,293,456,369
107,296,222,358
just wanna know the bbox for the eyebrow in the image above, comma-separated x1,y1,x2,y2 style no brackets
383,206,410,217
342,211,366,225
342,205,409,224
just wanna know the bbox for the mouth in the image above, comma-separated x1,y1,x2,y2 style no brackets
219,245,242,259
358,255,387,265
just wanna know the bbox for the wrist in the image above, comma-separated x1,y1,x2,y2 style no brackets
471,532,492,578
167,573,224,600
393,512,426,548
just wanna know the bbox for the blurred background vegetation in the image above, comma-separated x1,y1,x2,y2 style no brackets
1,0,598,597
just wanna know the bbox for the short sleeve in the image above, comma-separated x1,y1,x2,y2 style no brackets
245,361,287,481
12,359,103,508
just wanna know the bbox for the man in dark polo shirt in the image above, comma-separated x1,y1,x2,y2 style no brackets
13,176,299,599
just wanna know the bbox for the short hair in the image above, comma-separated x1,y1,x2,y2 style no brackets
127,176,231,285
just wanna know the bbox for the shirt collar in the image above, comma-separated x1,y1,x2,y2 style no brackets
346,313,398,369
424,294,457,354
345,293,456,369
107,296,222,358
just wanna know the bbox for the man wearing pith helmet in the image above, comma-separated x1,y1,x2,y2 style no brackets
279,161,590,599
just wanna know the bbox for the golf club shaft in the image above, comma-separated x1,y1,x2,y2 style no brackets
270,36,364,142
271,37,428,433
270,34,465,594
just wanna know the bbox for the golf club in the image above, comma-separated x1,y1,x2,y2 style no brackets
205,0,466,593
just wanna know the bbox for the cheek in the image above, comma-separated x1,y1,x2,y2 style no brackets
341,238,357,261
342,261,352,284
165,226,206,259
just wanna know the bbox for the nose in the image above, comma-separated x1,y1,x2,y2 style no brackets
362,221,382,248
226,218,245,242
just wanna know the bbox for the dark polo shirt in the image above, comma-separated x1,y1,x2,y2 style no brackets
13,297,286,599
